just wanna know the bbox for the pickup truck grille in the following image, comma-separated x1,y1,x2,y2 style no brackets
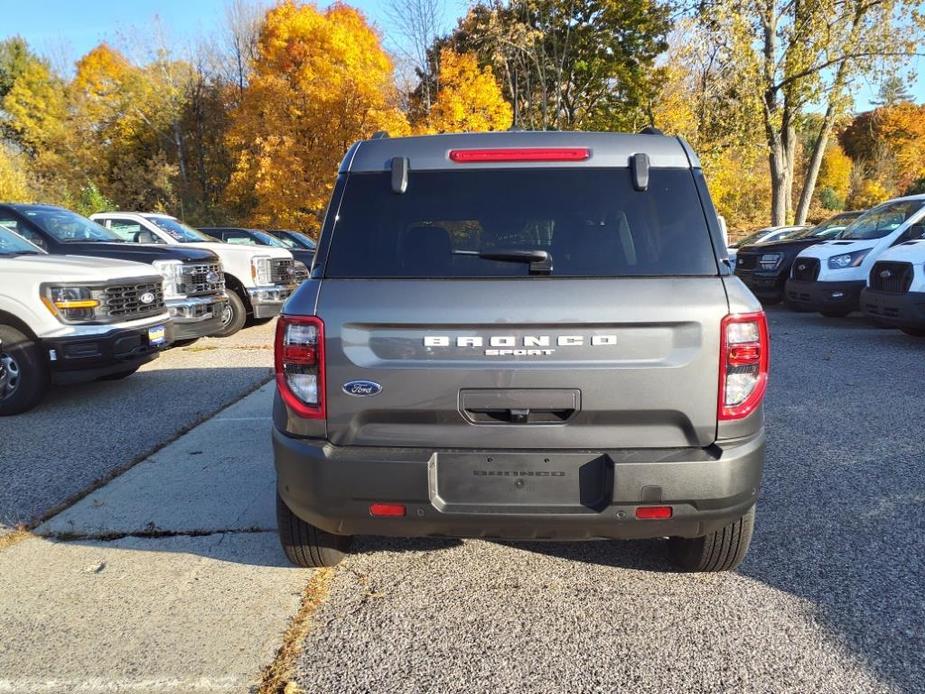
181,262,224,297
869,261,913,293
791,257,820,281
735,253,757,271
102,281,165,319
270,258,297,285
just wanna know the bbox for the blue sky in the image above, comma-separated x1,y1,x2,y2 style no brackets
1,0,921,112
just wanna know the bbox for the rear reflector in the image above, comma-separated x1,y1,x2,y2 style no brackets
449,148,590,163
369,503,406,518
635,506,673,520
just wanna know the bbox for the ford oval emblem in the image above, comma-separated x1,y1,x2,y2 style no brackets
139,292,156,305
343,380,382,397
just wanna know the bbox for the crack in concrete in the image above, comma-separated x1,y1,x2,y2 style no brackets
43,527,275,543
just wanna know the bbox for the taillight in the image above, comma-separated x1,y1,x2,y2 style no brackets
448,147,590,163
275,315,325,419
718,312,769,420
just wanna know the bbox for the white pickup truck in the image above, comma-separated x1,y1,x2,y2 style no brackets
91,212,299,336
0,224,171,415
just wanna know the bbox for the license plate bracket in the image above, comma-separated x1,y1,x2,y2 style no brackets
428,452,613,514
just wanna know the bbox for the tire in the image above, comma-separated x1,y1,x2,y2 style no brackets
820,309,851,318
98,366,140,381
900,326,925,337
667,505,756,572
0,325,49,416
276,492,352,567
213,291,247,338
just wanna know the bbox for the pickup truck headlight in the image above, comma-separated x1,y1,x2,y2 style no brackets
758,253,783,270
828,250,870,270
42,286,101,323
153,259,185,299
251,256,272,285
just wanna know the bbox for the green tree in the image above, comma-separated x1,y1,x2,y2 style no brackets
872,74,914,107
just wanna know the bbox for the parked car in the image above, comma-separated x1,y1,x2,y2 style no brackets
202,227,313,276
0,224,171,415
786,196,925,316
265,229,316,254
91,213,299,336
0,204,226,343
735,211,862,305
272,131,768,572
727,225,807,270
860,222,925,335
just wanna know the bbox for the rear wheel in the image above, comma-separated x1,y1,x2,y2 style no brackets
667,505,755,572
214,291,247,338
276,492,353,567
900,326,925,337
0,325,48,416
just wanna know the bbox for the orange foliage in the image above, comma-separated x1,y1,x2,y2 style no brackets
226,1,409,231
423,48,512,134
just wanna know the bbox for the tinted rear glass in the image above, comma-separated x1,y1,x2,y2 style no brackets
324,168,718,278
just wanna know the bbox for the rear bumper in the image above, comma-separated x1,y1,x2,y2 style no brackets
273,429,765,540
43,321,173,384
860,288,925,328
785,278,865,311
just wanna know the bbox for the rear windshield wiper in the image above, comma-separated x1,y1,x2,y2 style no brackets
453,248,553,275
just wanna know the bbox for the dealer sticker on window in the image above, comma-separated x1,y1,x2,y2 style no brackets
148,325,167,346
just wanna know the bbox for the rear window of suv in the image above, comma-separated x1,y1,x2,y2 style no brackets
324,168,718,278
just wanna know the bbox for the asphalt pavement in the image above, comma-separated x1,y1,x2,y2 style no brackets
0,322,276,534
292,307,925,693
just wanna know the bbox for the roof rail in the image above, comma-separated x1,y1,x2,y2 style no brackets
638,126,664,135
370,130,390,140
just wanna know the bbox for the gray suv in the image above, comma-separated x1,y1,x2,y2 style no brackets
273,131,768,572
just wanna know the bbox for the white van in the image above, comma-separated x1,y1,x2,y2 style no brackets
785,196,925,316
860,221,925,335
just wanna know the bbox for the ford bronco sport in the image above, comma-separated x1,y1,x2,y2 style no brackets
273,131,769,572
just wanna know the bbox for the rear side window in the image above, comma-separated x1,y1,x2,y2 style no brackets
324,168,718,278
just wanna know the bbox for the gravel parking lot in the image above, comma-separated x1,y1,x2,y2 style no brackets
293,307,925,693
0,321,275,535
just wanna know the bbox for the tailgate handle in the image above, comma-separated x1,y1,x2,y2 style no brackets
460,389,580,425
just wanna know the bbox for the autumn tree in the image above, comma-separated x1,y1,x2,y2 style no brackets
816,143,853,210
425,0,670,131
0,145,31,201
423,48,512,133
701,0,925,225
226,1,409,231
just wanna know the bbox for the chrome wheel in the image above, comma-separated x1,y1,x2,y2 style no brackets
220,303,233,328
0,352,20,400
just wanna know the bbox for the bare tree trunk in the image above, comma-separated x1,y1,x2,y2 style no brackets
794,107,837,223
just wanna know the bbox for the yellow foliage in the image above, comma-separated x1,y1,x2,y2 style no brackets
701,147,772,231
817,143,852,200
0,146,32,201
226,1,410,231
877,103,925,190
848,178,891,209
649,62,696,140
423,49,512,134
2,59,66,153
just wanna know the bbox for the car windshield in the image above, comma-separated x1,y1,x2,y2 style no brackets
735,227,789,247
838,201,925,240
23,207,122,243
146,216,216,242
325,168,718,278
789,213,861,240
252,230,289,248
0,224,44,255
272,231,316,250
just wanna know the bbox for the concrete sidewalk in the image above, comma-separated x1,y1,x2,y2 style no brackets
0,384,312,694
